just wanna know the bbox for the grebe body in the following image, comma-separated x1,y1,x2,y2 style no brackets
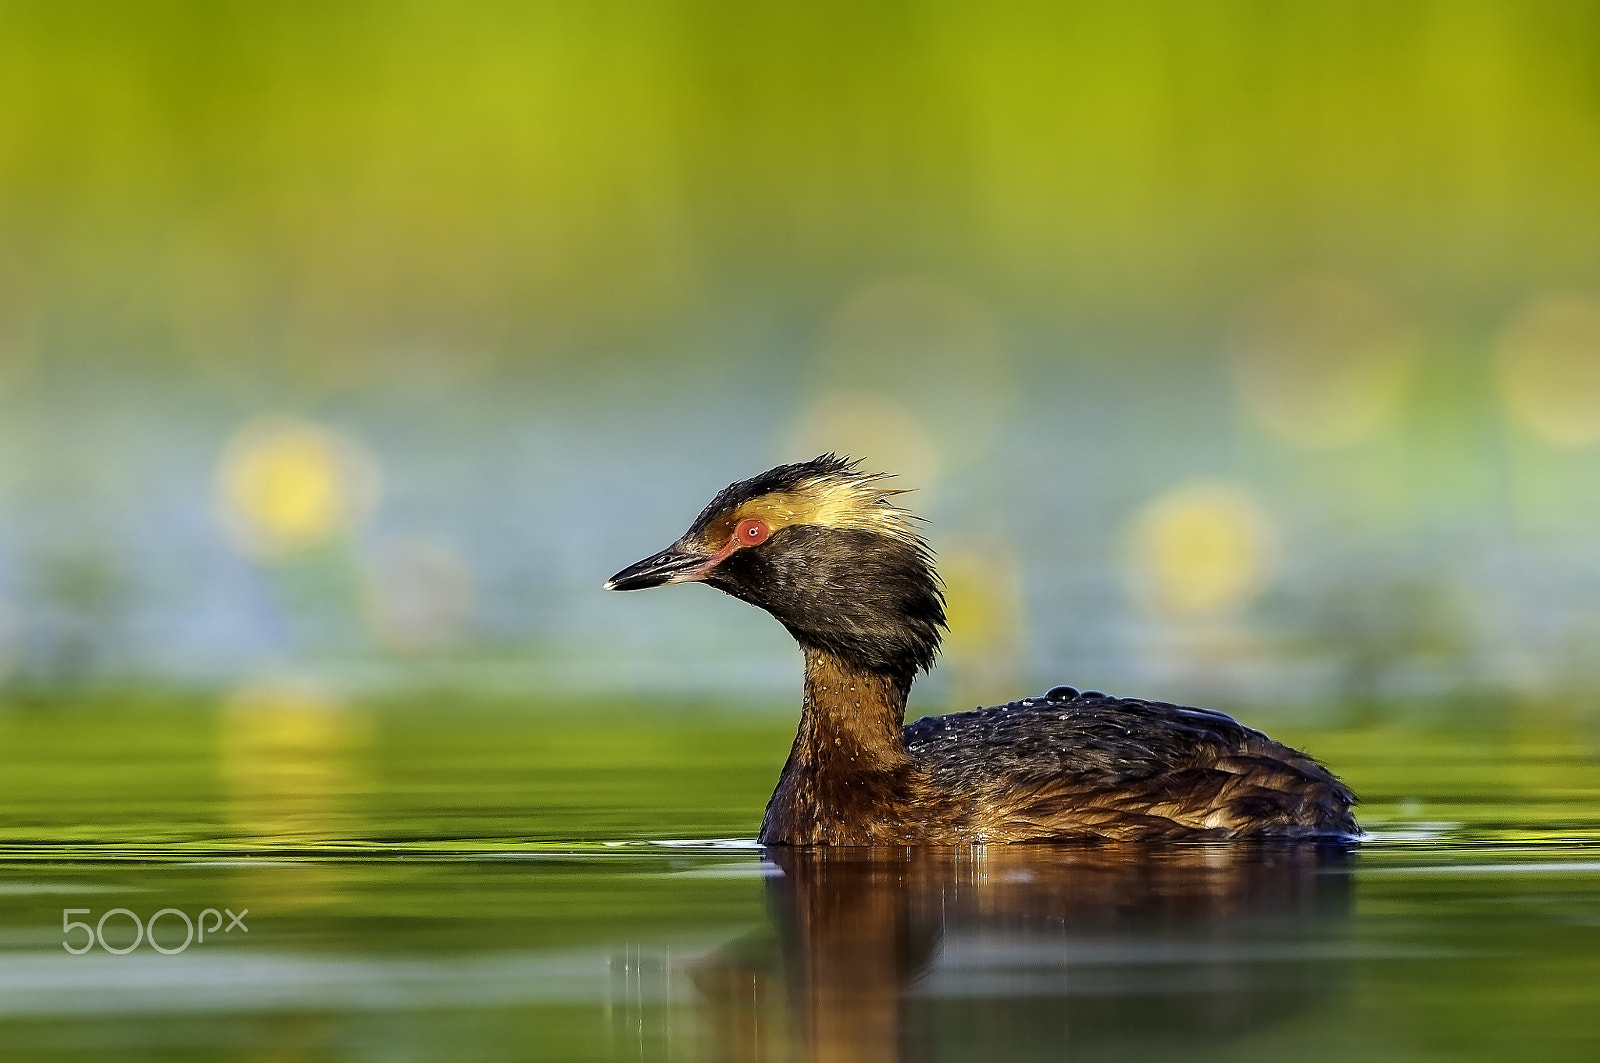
606,456,1356,844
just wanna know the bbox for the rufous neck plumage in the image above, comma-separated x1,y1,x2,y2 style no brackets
790,648,914,772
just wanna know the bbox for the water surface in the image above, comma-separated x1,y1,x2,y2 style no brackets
0,696,1596,1061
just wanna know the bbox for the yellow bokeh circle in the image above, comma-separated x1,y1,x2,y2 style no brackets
216,417,380,558
1495,294,1600,447
1228,274,1415,450
787,391,942,490
1126,482,1279,617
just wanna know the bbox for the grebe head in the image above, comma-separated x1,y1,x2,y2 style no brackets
605,454,946,685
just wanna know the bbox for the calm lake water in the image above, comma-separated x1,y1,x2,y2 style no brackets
0,695,1596,1061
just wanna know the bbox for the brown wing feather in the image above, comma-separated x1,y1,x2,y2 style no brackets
902,690,1357,841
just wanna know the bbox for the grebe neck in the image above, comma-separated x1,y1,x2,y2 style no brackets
790,648,913,773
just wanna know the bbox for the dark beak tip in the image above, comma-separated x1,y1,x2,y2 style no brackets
604,546,708,592
602,569,646,592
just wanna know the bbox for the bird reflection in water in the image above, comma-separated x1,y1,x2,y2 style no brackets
690,843,1354,1062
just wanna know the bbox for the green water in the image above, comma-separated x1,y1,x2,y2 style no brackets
0,694,1597,1061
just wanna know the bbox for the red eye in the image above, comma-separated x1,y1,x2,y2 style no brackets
736,519,770,546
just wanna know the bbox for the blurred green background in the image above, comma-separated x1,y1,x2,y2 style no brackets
2,0,1599,733
6,10,1600,1058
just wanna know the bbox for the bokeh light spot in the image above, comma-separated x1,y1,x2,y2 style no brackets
1126,482,1279,617
220,678,372,845
1495,294,1600,447
1228,274,1415,450
940,539,1027,709
216,417,380,558
787,391,941,489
